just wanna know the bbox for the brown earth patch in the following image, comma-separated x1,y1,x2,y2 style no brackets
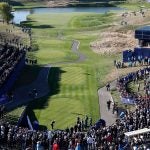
90,8,150,54
90,30,137,54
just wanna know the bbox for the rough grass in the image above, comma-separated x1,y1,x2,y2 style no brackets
117,2,150,10
128,79,146,96
111,89,135,111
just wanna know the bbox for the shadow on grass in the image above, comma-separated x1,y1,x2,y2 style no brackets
21,21,55,29
10,0,24,6
12,65,42,90
26,67,65,130
69,2,117,7
31,25,55,29
71,112,85,116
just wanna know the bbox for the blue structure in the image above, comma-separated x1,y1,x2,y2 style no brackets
135,26,150,40
123,26,150,62
0,54,26,104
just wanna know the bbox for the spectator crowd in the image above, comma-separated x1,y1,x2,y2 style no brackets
0,21,150,150
0,66,150,150
117,67,150,104
0,43,26,89
0,94,150,150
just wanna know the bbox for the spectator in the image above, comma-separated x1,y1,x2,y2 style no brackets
51,120,55,130
107,100,111,110
106,83,110,91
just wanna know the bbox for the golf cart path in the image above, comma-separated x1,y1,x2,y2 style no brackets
98,80,118,126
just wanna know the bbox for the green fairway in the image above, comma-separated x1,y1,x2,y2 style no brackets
16,12,119,129
117,2,150,11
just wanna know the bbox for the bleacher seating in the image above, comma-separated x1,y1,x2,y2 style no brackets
0,43,26,100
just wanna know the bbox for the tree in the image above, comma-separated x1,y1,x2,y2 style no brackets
0,2,13,24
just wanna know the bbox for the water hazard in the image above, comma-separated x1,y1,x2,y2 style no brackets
13,7,123,24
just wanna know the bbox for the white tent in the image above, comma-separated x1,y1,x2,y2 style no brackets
124,128,150,137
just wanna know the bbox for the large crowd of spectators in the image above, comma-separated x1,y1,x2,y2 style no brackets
0,48,149,149
0,23,150,150
127,56,150,67
0,67,150,149
0,43,26,89
117,67,150,103
0,94,150,150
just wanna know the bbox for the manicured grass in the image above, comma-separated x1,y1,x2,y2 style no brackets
70,13,114,28
22,12,120,129
27,65,99,129
3,10,122,130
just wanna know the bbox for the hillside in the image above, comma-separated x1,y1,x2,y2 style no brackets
1,0,147,8
1,0,127,8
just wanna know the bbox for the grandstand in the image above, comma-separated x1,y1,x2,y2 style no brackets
123,26,150,62
0,38,26,105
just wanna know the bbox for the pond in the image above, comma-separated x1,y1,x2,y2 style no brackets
12,7,123,24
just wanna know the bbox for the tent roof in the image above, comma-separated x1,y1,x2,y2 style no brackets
124,128,150,137
136,26,150,31
135,26,150,40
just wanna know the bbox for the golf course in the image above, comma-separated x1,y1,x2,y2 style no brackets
21,12,118,129
1,0,150,130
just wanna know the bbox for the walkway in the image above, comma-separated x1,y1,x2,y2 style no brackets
72,40,86,62
98,80,118,126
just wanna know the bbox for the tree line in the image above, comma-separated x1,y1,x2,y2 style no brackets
0,2,13,24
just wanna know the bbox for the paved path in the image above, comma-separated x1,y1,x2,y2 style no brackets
72,40,86,62
98,80,118,126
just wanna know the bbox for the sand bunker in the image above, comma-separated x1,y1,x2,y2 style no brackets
90,8,150,54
